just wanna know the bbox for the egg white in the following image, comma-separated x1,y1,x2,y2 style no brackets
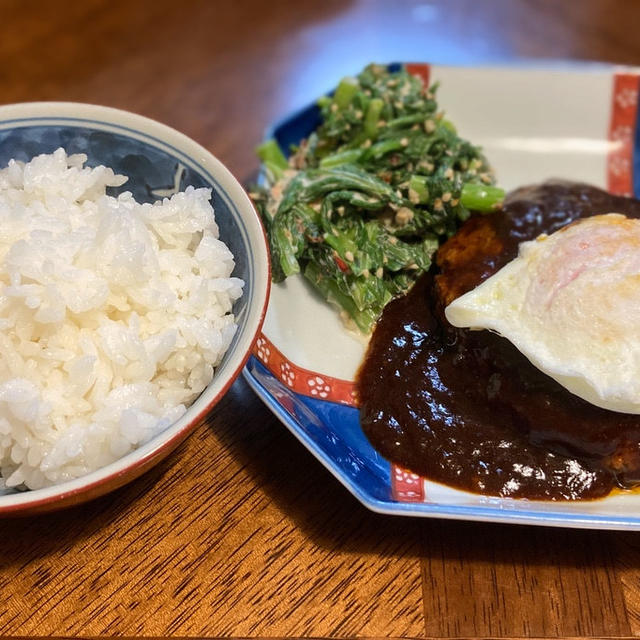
445,213,640,414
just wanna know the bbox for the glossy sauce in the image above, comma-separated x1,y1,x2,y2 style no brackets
357,182,640,500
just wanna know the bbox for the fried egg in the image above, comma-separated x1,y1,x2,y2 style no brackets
444,213,640,414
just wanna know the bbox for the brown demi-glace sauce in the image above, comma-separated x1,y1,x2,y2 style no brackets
357,181,640,500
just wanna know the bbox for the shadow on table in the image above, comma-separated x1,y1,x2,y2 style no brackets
3,374,640,572
0,445,182,566
209,378,640,568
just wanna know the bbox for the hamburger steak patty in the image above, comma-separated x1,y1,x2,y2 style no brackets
357,181,640,500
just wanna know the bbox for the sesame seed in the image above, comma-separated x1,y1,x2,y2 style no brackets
434,198,443,211
394,207,415,226
442,192,452,202
345,250,355,262
424,119,435,133
376,267,384,278
400,137,409,147
419,160,434,173
330,103,338,112
362,269,371,278
444,168,454,180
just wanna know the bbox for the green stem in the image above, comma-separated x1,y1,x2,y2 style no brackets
263,160,284,181
408,175,429,203
256,139,288,172
362,138,405,161
440,119,457,134
460,183,505,212
363,98,384,139
333,77,359,109
319,149,363,168
386,113,429,129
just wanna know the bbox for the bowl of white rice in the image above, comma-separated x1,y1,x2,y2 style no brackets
0,102,270,514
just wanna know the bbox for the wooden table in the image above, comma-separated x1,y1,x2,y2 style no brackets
2,0,640,636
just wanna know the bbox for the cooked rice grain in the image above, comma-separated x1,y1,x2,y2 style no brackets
0,148,243,490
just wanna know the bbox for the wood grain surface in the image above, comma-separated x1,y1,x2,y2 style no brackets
2,0,640,637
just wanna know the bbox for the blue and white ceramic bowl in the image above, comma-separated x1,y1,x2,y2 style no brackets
0,102,270,515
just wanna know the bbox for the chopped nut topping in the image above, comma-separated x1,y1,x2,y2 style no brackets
419,159,434,173
394,207,415,226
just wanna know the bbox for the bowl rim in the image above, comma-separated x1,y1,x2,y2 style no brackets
0,101,271,514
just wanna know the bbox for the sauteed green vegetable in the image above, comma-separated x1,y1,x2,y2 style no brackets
251,63,504,333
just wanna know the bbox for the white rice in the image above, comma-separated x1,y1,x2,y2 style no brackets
0,148,244,490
